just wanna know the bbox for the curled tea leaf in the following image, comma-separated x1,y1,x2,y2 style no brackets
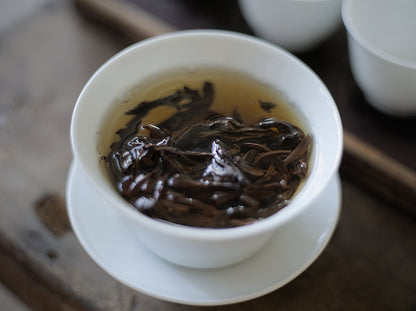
107,82,311,228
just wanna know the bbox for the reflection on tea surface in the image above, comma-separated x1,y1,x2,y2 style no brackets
101,67,312,228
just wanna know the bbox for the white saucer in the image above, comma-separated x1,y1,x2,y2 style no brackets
66,161,341,306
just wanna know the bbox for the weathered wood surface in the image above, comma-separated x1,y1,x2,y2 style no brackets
0,1,415,310
0,282,29,311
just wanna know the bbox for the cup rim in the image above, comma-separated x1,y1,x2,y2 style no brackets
342,0,416,70
71,29,343,241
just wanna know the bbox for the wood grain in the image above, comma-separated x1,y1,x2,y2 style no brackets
34,194,71,236
0,235,82,311
342,132,416,216
0,1,414,310
74,0,175,39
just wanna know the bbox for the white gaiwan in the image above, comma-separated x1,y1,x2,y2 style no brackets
70,30,343,269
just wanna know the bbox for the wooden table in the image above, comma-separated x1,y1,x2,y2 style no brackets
0,1,415,310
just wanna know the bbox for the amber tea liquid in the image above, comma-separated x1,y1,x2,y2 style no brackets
99,67,308,156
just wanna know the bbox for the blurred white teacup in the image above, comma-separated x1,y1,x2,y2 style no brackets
342,0,416,116
238,0,343,53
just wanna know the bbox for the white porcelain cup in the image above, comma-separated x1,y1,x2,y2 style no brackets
238,0,343,53
342,0,416,116
70,30,343,269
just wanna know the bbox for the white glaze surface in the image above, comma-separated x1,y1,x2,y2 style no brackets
67,161,341,305
343,0,416,116
70,30,343,268
239,0,342,52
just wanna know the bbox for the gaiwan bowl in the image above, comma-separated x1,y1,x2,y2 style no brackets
70,30,343,269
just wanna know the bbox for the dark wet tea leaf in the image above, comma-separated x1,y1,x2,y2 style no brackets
107,82,311,228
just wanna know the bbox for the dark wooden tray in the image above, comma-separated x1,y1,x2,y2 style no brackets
0,1,415,310
74,0,416,215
